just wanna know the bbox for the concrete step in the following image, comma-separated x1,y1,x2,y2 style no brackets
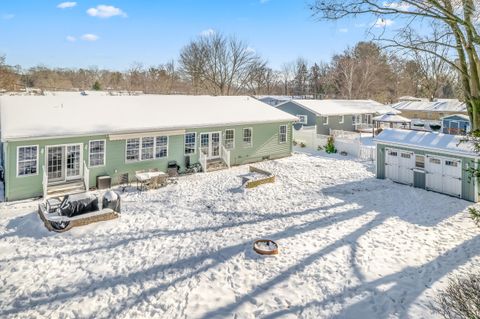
206,159,228,172
47,180,85,198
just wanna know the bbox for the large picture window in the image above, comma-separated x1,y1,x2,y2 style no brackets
156,136,168,158
126,138,140,162
126,136,169,162
185,133,196,154
243,128,252,147
17,145,38,176
141,137,155,160
225,129,235,149
279,125,287,143
89,140,105,167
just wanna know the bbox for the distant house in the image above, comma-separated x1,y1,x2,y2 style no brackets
391,99,467,121
0,95,297,201
442,114,470,135
375,128,479,202
275,99,394,135
255,95,314,107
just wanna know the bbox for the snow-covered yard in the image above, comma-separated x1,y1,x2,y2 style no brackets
0,152,479,319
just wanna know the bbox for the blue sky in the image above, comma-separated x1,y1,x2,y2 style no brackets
0,0,382,70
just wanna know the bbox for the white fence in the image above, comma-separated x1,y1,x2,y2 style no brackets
293,127,376,161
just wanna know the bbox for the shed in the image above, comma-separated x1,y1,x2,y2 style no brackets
374,129,479,202
441,114,470,135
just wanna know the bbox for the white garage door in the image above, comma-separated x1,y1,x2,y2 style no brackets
385,148,414,185
425,155,462,198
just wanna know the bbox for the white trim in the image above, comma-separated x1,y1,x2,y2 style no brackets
16,145,39,178
125,135,170,163
279,125,287,144
376,140,479,159
339,115,344,124
184,132,197,155
44,143,84,183
296,114,308,124
156,135,169,159
323,116,329,125
109,129,185,141
224,129,235,150
243,127,253,148
88,139,106,168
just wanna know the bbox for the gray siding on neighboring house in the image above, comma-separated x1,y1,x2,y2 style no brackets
276,102,317,127
316,115,356,135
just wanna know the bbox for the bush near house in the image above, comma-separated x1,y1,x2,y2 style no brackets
325,136,337,154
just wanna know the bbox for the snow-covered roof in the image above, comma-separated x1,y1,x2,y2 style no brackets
392,99,467,112
373,113,411,123
284,99,392,116
441,114,470,121
374,128,478,157
0,95,298,141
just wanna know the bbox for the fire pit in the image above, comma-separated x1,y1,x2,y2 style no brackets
253,239,279,255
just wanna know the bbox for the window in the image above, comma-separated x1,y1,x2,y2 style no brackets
352,115,356,125
185,133,196,154
323,116,329,125
156,136,168,158
429,157,441,165
89,140,105,167
126,138,140,162
225,129,235,149
243,128,252,147
296,114,308,124
415,155,425,169
17,145,38,176
401,153,411,159
339,116,344,124
445,160,458,167
388,150,398,156
141,137,155,160
279,125,287,143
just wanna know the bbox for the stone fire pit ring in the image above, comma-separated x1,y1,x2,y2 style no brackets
253,239,279,255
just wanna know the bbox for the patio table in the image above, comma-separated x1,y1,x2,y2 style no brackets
135,171,168,191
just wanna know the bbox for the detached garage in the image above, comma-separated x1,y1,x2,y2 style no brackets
375,129,479,202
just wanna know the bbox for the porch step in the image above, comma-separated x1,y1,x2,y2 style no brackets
206,159,228,172
47,180,86,198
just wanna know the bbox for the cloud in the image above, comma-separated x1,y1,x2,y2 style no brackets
81,34,99,41
87,5,127,18
2,14,15,20
246,47,256,54
338,28,349,33
373,18,394,28
66,35,76,42
57,2,77,9
383,1,411,10
200,28,215,36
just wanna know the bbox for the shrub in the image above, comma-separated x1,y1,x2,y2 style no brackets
469,207,480,226
324,136,337,154
293,140,298,146
431,272,480,319
300,142,306,148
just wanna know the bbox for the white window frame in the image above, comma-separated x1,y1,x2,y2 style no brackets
184,132,197,155
88,140,106,167
155,136,168,159
339,115,344,124
243,127,253,148
415,154,425,169
141,136,155,161
323,116,329,125
16,145,39,177
279,125,287,144
126,136,170,163
224,129,235,150
296,114,308,124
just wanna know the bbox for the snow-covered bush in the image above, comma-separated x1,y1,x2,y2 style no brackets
431,272,480,319
324,136,337,154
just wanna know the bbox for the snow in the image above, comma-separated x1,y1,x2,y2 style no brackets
372,113,411,123
0,95,298,140
392,99,467,113
0,152,479,318
375,128,478,157
287,99,397,116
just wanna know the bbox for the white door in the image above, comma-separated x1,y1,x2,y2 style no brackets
46,144,83,184
47,146,65,183
426,155,462,197
199,132,221,158
385,148,414,185
66,144,82,180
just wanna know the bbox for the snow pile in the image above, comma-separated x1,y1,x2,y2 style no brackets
0,152,478,318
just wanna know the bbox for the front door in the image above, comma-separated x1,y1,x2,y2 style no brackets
199,132,221,158
47,144,82,184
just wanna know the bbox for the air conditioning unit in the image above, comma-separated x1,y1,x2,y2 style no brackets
96,175,112,190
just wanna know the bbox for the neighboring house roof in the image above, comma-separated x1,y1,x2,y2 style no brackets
441,114,470,121
280,99,392,116
374,128,478,157
391,99,467,113
373,113,411,123
0,95,298,141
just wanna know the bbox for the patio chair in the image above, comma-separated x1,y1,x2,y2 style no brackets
116,173,130,192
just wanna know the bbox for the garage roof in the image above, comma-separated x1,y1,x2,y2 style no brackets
374,129,478,158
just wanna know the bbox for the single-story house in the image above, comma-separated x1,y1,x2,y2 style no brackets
391,98,467,121
442,114,470,135
0,95,297,201
375,128,479,202
255,95,314,107
275,99,394,135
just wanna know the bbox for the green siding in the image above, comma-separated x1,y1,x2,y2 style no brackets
316,115,357,135
376,143,478,202
413,171,426,189
5,122,293,201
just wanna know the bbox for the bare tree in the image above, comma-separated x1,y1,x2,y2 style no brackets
310,0,480,129
179,33,266,95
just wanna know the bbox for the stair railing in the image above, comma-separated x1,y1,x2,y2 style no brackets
83,161,89,191
42,165,48,200
220,144,231,168
199,149,208,173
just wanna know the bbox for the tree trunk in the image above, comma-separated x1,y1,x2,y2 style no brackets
468,96,480,131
